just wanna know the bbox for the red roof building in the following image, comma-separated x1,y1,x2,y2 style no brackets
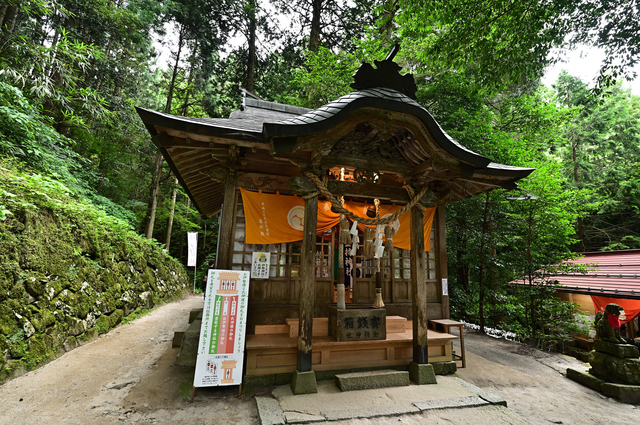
552,250,640,338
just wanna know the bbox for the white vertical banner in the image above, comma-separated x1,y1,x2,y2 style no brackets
194,270,250,388
187,232,198,267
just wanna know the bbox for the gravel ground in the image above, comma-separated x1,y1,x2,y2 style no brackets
0,296,637,424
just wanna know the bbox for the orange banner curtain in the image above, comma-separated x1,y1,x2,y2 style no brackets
591,295,640,325
240,188,437,250
240,188,339,244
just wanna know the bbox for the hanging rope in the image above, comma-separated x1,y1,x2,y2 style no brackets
303,172,430,225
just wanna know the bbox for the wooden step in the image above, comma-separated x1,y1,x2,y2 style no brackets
386,316,407,334
285,317,329,337
245,329,457,376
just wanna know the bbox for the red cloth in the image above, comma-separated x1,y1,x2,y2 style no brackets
591,296,640,325
607,314,621,329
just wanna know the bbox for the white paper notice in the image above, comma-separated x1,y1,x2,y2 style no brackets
251,252,270,279
442,278,448,296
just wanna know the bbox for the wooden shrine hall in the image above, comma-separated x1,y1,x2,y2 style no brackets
137,48,533,393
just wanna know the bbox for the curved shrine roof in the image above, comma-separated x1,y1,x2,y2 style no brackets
137,89,533,217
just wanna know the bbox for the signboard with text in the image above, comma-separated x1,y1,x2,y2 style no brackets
193,269,250,388
251,252,270,279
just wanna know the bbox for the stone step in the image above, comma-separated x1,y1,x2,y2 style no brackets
175,318,201,367
335,369,410,392
172,331,185,347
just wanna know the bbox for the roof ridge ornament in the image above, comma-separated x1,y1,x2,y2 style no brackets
350,44,418,100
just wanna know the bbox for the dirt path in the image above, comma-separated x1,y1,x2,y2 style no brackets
1,298,638,424
456,331,638,424
0,294,257,425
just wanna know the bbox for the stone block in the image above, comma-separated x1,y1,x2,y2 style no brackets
245,374,276,388
335,370,409,391
409,362,437,385
275,373,293,385
175,319,200,367
589,351,640,385
290,370,317,395
255,396,284,425
78,327,99,345
431,361,457,375
172,331,184,347
601,382,640,404
594,340,639,358
413,396,489,411
314,369,351,382
283,411,326,423
566,368,603,393
188,308,203,324
453,377,507,406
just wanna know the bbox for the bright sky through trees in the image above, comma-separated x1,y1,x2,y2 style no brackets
543,46,640,95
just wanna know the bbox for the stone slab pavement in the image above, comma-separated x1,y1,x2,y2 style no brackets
255,376,530,425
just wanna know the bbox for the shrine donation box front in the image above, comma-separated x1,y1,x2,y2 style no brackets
329,307,387,342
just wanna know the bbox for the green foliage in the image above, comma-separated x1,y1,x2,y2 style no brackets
0,28,109,128
552,73,640,251
396,0,640,94
443,80,595,344
0,156,189,383
280,40,388,109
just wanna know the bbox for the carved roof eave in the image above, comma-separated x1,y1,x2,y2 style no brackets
265,88,492,168
136,107,267,147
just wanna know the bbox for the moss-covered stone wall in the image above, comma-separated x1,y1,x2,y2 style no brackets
0,172,189,384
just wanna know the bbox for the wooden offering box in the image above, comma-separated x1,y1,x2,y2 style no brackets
329,307,386,341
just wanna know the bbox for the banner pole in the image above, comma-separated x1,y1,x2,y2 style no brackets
193,263,197,293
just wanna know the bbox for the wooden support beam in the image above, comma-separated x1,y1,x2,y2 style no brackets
436,206,449,319
288,175,437,206
297,195,318,372
216,186,236,269
410,206,428,364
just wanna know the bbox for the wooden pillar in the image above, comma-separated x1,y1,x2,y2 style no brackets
215,185,236,270
411,206,428,364
436,205,449,319
297,195,318,372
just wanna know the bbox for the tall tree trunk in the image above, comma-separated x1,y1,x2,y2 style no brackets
145,26,184,239
309,0,322,52
165,26,185,114
179,197,191,262
180,44,197,116
0,5,17,34
568,88,586,252
246,0,257,92
455,217,468,291
165,176,179,250
144,152,163,239
378,0,397,46
525,198,536,346
477,193,490,335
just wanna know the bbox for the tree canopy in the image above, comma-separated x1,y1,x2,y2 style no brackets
1,0,639,342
